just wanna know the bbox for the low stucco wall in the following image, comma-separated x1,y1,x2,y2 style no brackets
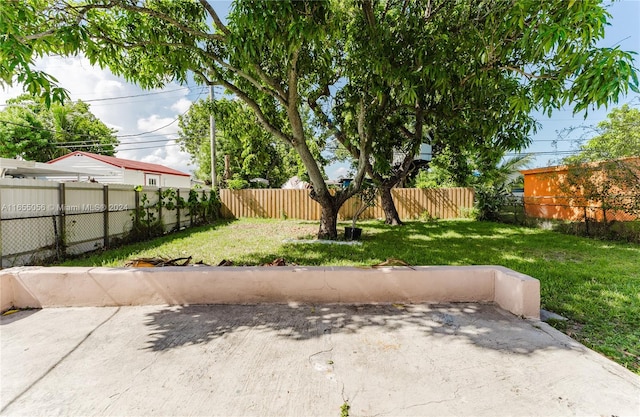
0,265,540,318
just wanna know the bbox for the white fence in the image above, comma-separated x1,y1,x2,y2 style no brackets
0,179,213,268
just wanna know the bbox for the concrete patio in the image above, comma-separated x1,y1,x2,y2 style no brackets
2,303,639,416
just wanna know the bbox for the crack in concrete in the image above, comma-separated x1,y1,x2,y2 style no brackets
1,307,121,414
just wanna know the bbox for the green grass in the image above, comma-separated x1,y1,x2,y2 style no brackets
60,218,640,374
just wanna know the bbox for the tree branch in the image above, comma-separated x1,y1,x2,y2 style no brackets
207,54,287,105
500,65,555,80
307,96,350,154
287,47,301,108
198,0,230,36
113,1,223,42
215,77,294,146
362,0,376,28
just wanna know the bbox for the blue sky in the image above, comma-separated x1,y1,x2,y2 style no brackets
525,0,640,168
1,0,638,180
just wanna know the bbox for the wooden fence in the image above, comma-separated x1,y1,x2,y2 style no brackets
219,187,474,221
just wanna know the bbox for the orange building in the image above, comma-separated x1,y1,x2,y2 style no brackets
521,157,639,222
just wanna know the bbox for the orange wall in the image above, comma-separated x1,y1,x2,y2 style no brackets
522,158,639,222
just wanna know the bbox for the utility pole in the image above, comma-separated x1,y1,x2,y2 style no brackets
209,84,217,190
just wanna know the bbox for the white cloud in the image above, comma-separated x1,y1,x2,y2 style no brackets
332,166,351,180
136,115,179,136
170,97,192,114
1,55,201,175
133,143,193,175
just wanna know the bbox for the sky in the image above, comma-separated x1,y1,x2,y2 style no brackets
0,0,639,180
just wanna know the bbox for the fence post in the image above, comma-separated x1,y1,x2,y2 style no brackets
583,206,590,236
158,187,162,232
103,185,109,249
58,182,66,259
176,189,181,231
134,188,140,229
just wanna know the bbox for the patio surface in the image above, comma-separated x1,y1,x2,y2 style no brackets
1,303,639,416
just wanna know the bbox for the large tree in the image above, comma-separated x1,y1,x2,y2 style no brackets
0,94,118,161
323,0,638,225
3,0,637,238
177,97,323,188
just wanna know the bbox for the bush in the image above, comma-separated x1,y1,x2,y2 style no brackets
475,184,509,221
226,175,249,190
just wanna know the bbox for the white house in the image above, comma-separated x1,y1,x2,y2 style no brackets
47,151,191,188
0,157,102,180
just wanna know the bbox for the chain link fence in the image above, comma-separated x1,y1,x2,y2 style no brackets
0,179,219,268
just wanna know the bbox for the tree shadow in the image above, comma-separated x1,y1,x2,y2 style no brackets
142,303,581,355
59,219,235,266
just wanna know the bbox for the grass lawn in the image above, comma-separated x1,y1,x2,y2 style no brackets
61,218,640,374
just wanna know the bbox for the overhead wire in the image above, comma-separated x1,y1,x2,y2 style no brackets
0,85,209,152
0,85,206,108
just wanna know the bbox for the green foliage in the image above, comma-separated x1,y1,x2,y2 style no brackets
225,176,249,190
473,155,532,222
128,187,220,241
0,94,118,161
129,191,164,241
177,98,318,187
187,189,220,225
418,211,439,223
11,0,637,238
475,184,510,221
340,402,350,417
565,105,640,164
0,0,81,105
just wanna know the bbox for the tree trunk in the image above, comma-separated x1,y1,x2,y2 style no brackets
317,199,340,240
380,185,403,225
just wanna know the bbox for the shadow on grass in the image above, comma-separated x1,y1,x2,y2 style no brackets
143,303,579,355
59,219,235,266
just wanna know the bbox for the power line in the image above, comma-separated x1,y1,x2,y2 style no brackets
81,87,200,103
0,86,207,108
0,94,200,142
116,143,182,152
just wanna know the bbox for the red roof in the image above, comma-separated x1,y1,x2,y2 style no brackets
47,151,190,177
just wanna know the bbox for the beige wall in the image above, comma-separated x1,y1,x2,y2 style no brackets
0,265,540,319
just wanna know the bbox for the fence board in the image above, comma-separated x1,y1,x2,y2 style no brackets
219,188,474,221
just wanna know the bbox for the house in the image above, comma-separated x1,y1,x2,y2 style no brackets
0,157,102,180
47,151,191,188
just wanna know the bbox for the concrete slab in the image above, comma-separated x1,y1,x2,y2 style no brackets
1,303,639,416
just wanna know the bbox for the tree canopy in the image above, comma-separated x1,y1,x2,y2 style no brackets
3,0,638,238
0,94,118,162
177,97,323,188
565,104,640,164
0,0,85,105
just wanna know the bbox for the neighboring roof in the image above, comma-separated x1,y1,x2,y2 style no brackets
0,157,104,178
47,151,190,177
